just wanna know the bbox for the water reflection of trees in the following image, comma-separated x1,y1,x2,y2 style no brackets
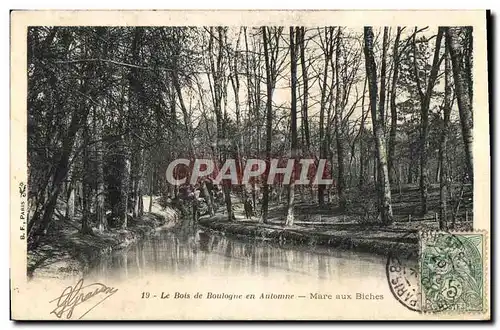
90,228,384,281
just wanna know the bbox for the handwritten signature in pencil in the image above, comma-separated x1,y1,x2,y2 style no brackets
49,278,118,319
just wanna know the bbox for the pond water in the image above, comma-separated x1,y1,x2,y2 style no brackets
79,225,421,319
88,226,388,284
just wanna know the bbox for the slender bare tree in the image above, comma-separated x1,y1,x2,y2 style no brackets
363,26,394,225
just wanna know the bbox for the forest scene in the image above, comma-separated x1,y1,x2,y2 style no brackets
26,25,474,278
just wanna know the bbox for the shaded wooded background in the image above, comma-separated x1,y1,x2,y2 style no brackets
27,26,473,250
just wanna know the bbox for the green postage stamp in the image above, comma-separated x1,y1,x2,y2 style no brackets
420,231,486,313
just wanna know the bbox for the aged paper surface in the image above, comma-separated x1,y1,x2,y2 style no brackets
10,10,490,320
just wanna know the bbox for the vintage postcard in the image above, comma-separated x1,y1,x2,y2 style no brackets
10,10,490,320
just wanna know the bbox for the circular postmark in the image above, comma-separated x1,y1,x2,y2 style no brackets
386,231,421,312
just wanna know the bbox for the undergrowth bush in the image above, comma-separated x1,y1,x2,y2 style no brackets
345,185,381,225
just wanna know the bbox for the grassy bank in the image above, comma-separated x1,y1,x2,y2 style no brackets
200,216,418,257
199,183,472,257
27,198,179,279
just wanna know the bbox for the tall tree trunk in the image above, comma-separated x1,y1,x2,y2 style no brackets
318,104,326,205
94,107,106,232
364,26,394,225
148,163,154,213
376,27,389,204
334,28,346,211
286,27,299,227
229,29,242,156
244,28,262,155
446,27,474,182
464,27,473,104
66,185,75,220
318,27,334,206
124,27,142,227
388,27,402,185
414,28,444,214
243,27,254,145
299,27,310,152
120,146,131,229
81,122,93,235
132,149,144,218
260,26,276,224
358,78,368,187
212,27,234,222
65,167,76,221
93,29,108,233
379,27,389,131
439,46,452,230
